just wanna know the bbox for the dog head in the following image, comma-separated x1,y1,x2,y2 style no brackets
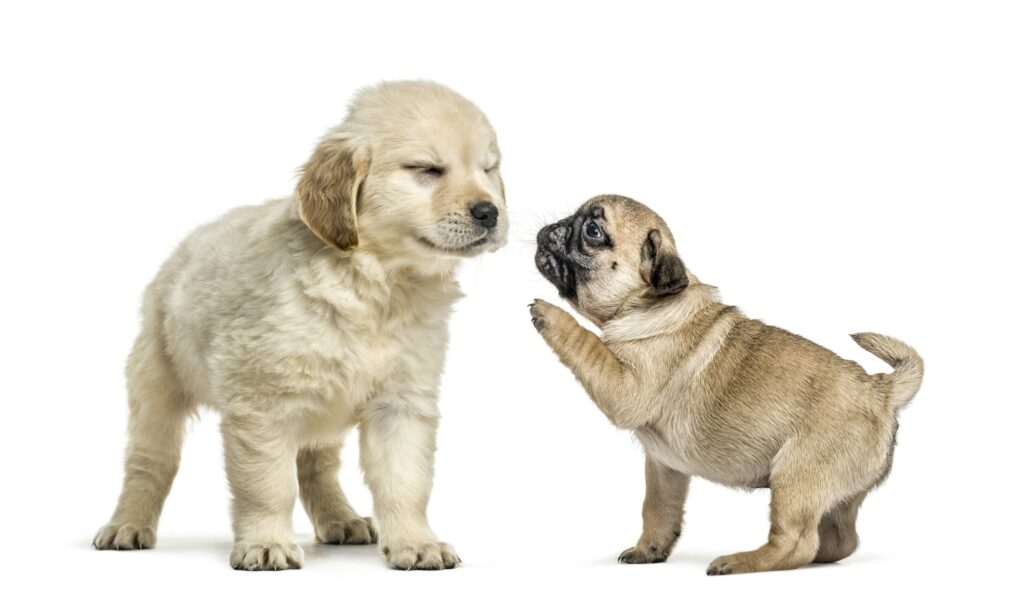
535,194,688,325
297,81,507,268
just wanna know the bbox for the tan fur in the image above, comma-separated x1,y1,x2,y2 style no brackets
531,194,923,575
297,140,366,250
93,80,507,571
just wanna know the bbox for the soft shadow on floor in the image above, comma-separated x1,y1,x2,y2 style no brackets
590,550,716,568
303,542,381,564
80,536,232,553
81,533,386,568
590,549,881,575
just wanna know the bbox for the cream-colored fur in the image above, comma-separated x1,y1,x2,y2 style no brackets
93,81,507,571
531,194,923,575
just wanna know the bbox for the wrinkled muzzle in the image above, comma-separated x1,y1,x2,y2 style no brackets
535,220,578,299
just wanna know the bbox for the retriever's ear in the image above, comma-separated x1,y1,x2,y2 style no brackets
641,229,688,296
297,136,366,251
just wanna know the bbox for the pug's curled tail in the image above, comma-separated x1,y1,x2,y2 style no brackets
850,332,924,410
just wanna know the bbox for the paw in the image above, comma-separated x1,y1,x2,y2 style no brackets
383,541,460,570
706,553,751,576
316,516,378,545
529,298,565,332
93,522,156,550
618,544,669,564
230,541,304,571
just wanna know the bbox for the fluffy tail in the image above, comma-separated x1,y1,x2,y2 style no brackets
850,332,924,410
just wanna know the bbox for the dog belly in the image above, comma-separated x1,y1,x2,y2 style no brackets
635,428,771,488
635,430,700,476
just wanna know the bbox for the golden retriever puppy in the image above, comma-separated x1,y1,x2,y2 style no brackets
93,81,508,571
530,194,922,575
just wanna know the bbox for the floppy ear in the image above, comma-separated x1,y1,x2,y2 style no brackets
641,229,688,296
296,136,366,251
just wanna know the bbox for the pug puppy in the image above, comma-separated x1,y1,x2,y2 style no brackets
530,194,923,575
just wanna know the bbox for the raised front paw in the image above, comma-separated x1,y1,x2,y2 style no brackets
230,541,304,571
93,522,156,550
315,516,378,545
529,298,571,333
383,541,460,570
529,299,551,331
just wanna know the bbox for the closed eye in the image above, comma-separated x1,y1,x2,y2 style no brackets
484,163,499,174
404,163,445,177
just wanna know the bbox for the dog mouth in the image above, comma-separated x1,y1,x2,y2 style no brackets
535,249,577,299
416,235,492,257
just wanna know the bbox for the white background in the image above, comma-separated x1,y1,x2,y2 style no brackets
2,1,1022,601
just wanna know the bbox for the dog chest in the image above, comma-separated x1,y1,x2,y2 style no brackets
292,288,453,408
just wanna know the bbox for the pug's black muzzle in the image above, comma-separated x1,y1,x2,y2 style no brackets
535,221,579,300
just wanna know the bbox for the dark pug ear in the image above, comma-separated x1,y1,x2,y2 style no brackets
641,229,688,296
297,136,366,251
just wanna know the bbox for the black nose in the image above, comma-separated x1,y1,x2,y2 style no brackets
470,201,499,229
548,224,570,246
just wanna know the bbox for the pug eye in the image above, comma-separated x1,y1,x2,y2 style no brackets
584,221,603,240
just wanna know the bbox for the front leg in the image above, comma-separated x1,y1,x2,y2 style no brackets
530,299,648,428
221,412,303,571
619,453,691,564
359,400,459,570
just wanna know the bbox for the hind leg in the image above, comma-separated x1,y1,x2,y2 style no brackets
816,413,895,563
815,490,868,563
707,480,830,575
707,423,888,576
298,445,376,545
94,326,192,550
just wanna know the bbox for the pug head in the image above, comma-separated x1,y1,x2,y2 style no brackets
535,194,688,326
